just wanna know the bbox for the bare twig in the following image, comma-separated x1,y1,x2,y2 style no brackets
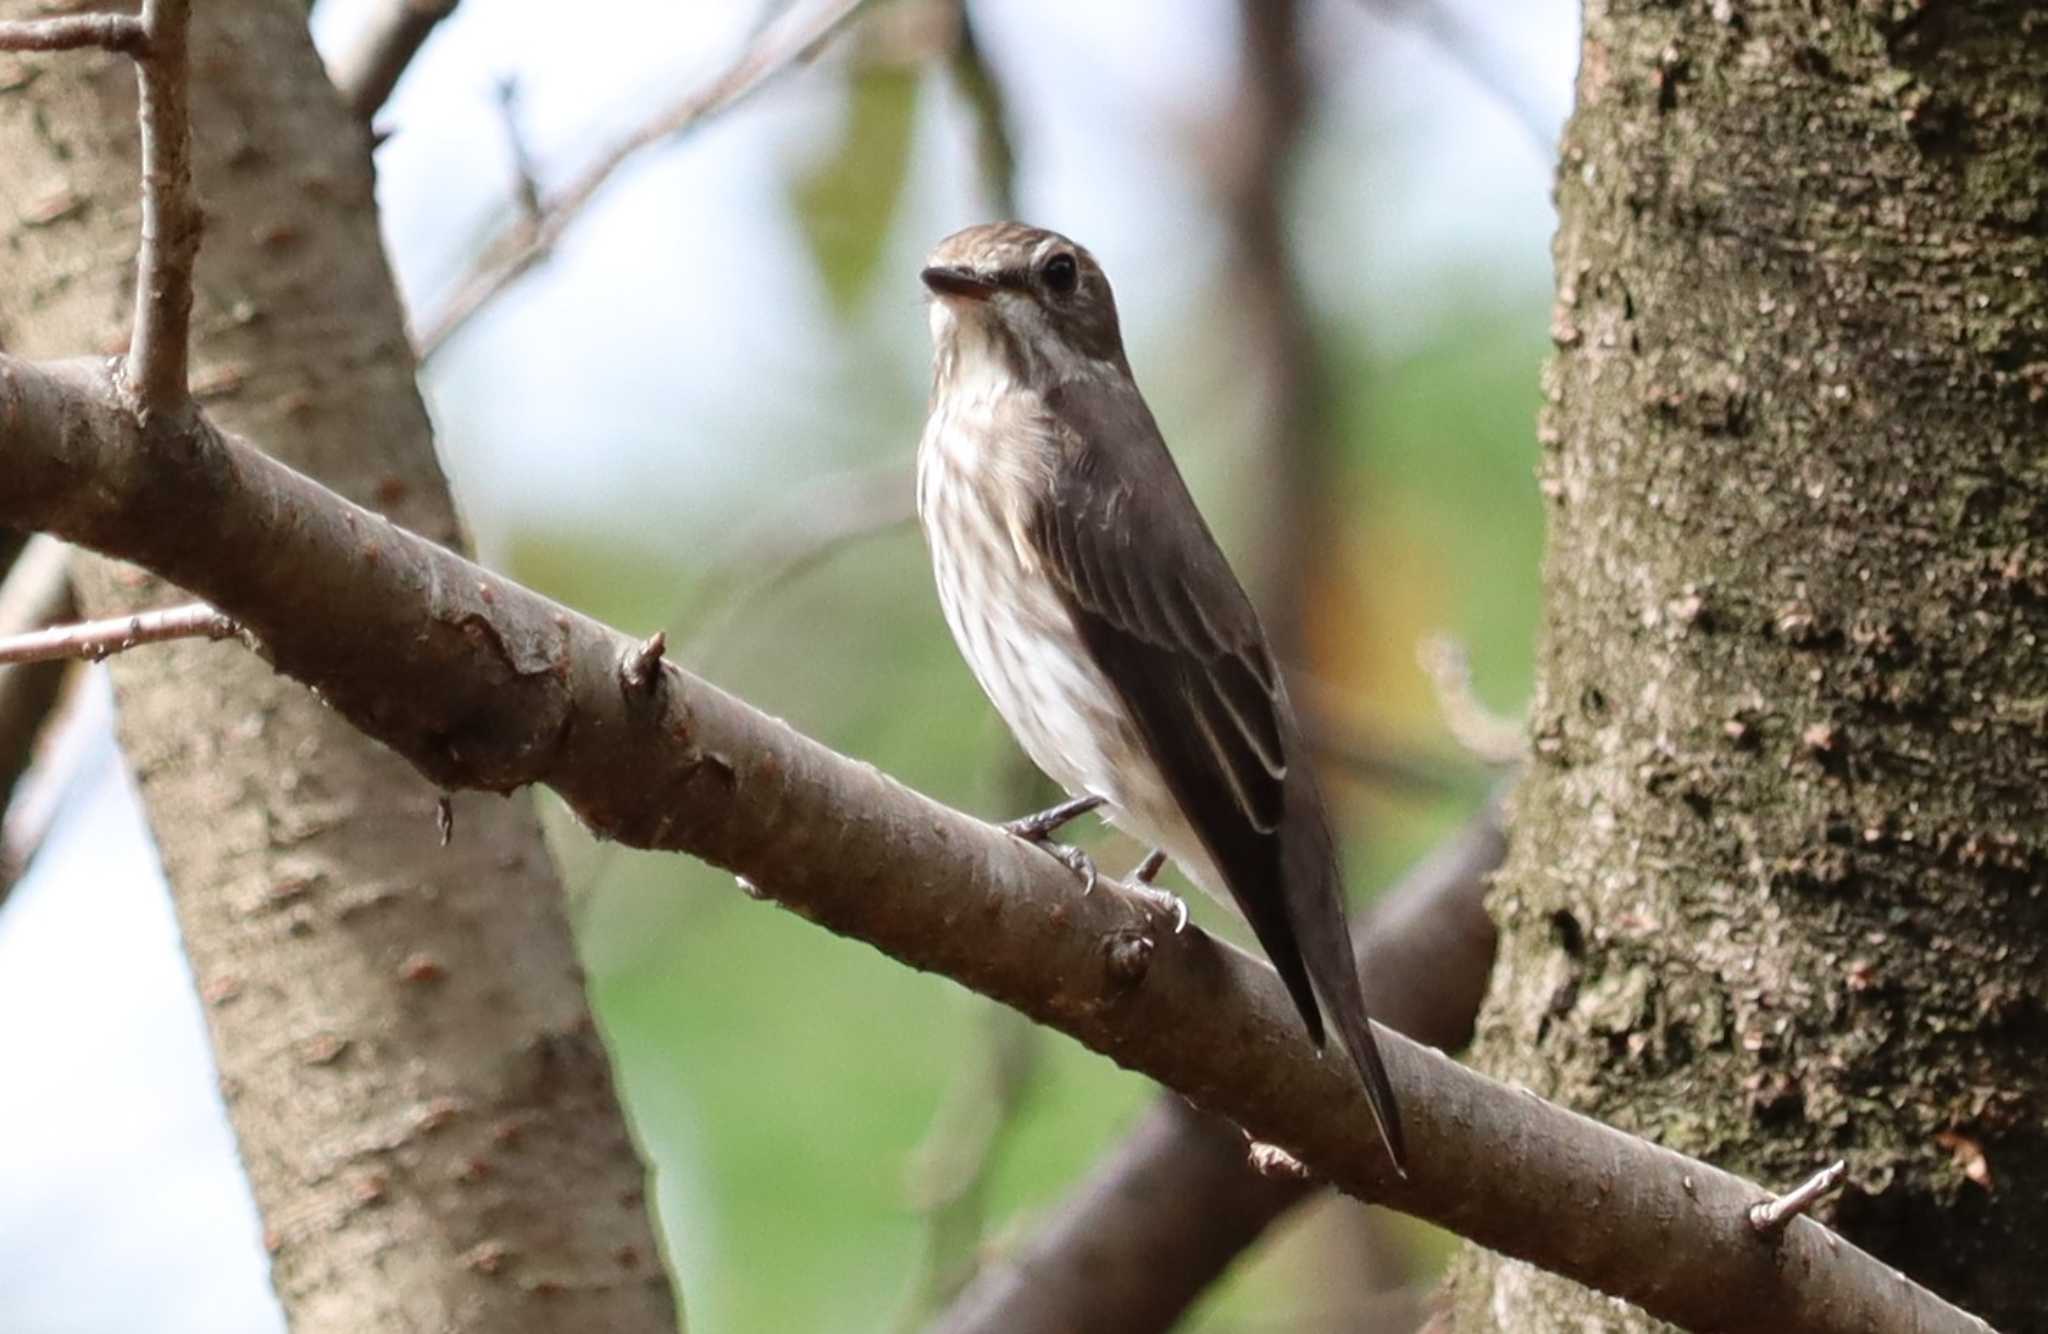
680,460,916,662
327,0,459,122
124,0,200,417
0,12,146,53
1418,633,1523,765
0,356,2004,1334
894,1002,1039,1328
948,1,1017,219
0,601,241,666
493,76,543,223
1354,0,1555,153
1749,1161,1849,1237
1307,712,1472,798
413,0,879,357
1292,670,1474,798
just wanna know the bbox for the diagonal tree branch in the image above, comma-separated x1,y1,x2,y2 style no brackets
0,353,1998,1334
931,798,1505,1334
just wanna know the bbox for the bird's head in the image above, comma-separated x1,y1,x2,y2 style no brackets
921,223,1127,384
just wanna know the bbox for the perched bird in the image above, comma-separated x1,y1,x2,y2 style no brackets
915,222,1406,1174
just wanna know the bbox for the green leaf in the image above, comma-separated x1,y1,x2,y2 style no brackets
792,63,920,316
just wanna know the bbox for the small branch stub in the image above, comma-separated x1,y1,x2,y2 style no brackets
619,631,667,697
0,601,241,666
1749,1160,1848,1237
1102,928,1154,988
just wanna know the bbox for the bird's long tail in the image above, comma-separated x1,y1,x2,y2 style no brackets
1299,888,1408,1177
1281,799,1409,1178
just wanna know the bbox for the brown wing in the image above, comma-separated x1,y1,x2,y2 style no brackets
1030,376,1408,1173
1031,379,1313,1033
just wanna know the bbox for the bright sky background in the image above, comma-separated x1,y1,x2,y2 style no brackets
0,2,1577,1329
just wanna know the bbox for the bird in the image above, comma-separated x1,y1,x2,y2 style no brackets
913,221,1406,1175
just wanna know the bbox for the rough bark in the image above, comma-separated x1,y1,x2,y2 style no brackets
0,4,676,1329
1454,2,2048,1329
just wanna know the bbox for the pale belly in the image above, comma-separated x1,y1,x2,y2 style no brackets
916,432,1222,892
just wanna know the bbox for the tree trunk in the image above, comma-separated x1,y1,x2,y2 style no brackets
0,3,677,1329
1452,2,2048,1329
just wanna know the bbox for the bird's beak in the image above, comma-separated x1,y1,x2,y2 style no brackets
921,265,996,302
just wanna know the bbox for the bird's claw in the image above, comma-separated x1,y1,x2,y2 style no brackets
1007,831,1099,895
1051,842,1100,896
1132,881,1189,934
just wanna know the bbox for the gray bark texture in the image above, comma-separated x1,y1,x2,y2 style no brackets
0,3,677,1330
1454,1,2048,1329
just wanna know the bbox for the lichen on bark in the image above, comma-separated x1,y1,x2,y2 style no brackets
1454,1,2048,1329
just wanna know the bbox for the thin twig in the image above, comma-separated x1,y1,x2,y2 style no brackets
124,0,200,417
1749,1161,1849,1237
0,13,147,53
493,76,543,224
328,0,460,122
893,1001,1039,1328
680,460,917,662
1417,633,1523,765
1354,0,1556,153
1306,710,1473,799
0,601,241,667
413,0,879,357
948,0,1017,219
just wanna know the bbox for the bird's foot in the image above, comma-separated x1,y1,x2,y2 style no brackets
1003,799,1103,896
1003,793,1105,843
1006,833,1098,895
1045,841,1100,896
1131,880,1189,934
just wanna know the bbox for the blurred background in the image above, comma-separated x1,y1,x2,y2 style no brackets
0,0,1573,1329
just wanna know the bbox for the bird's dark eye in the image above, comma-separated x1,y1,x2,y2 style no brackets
1040,252,1079,296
